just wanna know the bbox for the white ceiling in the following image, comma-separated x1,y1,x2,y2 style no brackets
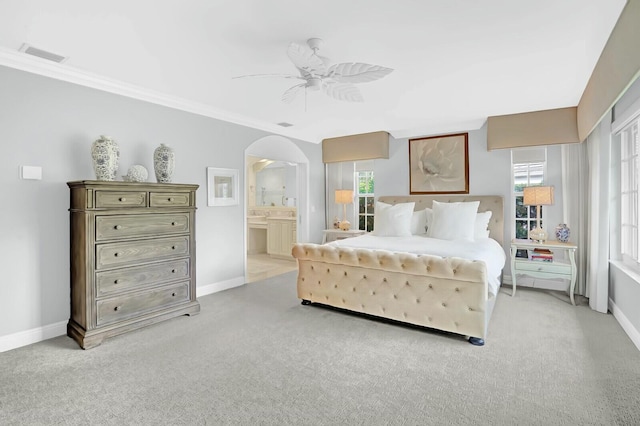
0,0,627,143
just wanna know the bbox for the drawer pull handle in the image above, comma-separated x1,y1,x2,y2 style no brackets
171,222,177,226
119,197,126,202
114,279,119,284
168,197,174,202
171,269,176,273
114,225,122,230
114,306,121,311
171,246,176,250
172,292,176,297
114,252,120,257
537,267,542,271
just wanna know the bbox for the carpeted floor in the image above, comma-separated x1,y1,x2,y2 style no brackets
1,271,639,425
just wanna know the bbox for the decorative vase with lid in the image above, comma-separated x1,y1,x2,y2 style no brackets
555,223,570,243
91,135,119,181
153,143,175,183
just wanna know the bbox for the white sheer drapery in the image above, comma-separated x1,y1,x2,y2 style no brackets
561,143,588,296
561,111,611,312
586,112,612,313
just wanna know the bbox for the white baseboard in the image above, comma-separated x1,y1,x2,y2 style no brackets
0,277,246,353
609,298,640,352
0,320,67,353
197,276,245,297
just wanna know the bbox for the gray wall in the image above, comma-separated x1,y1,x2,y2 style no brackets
0,65,324,338
374,126,565,279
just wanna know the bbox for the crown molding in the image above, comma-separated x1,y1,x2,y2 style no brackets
0,47,315,143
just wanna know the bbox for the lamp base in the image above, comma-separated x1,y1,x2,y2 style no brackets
529,227,547,243
339,220,351,231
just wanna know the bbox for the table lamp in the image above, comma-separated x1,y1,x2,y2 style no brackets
335,189,354,231
522,186,554,242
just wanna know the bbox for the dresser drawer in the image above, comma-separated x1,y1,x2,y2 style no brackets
95,213,190,241
96,259,190,297
150,192,191,207
96,281,190,326
514,261,571,275
95,191,147,208
96,236,190,269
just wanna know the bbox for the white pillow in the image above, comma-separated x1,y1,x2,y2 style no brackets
410,208,429,235
474,211,492,239
424,208,433,232
427,200,480,241
372,201,415,237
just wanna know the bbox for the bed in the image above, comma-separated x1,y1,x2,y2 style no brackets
291,195,505,345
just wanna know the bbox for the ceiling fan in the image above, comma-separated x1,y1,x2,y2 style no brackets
234,38,393,103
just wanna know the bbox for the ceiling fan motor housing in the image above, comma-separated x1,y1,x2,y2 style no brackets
307,77,322,91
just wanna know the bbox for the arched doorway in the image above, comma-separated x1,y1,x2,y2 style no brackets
244,135,309,282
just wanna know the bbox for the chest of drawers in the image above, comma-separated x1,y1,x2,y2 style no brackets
67,181,200,349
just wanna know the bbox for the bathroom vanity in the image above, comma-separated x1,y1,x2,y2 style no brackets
247,207,297,259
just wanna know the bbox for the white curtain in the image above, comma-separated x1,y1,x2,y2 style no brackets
561,143,588,296
586,111,612,313
561,111,611,312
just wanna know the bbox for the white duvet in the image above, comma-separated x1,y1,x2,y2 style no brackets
328,234,506,297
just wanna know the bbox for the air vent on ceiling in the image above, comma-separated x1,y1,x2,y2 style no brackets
277,122,294,127
19,43,68,63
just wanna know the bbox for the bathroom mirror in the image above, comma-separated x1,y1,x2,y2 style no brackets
248,157,297,207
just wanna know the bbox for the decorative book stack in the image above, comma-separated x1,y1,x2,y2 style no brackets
529,248,553,262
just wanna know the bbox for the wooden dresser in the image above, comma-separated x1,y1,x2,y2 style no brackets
67,181,200,349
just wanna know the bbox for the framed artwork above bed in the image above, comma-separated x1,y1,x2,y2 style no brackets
409,132,469,194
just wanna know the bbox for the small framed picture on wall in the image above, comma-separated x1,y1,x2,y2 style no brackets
207,167,239,206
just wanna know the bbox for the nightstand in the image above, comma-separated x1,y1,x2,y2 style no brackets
510,239,577,305
322,229,366,244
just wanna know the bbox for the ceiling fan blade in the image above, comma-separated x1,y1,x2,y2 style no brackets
326,63,393,84
323,82,364,102
281,83,306,103
286,42,326,77
233,73,304,80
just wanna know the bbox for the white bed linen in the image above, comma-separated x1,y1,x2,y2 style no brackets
328,234,506,297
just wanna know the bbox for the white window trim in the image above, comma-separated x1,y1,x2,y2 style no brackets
356,168,374,232
614,114,640,273
511,148,548,240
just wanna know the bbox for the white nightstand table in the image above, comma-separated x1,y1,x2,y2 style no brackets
322,229,366,244
510,239,578,305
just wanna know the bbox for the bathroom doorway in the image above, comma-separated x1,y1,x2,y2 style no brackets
244,136,309,283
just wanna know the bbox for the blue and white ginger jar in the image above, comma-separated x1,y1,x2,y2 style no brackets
91,135,119,181
555,223,570,243
153,143,175,183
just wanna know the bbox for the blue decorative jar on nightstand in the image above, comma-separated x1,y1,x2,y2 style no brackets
555,223,570,243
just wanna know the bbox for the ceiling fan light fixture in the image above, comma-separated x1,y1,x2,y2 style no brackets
306,38,324,52
235,37,392,104
307,78,322,91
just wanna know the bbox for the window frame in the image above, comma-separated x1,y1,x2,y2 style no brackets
356,169,374,232
619,117,640,269
511,149,548,241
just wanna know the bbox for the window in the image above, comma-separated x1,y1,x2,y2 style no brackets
620,118,639,266
512,148,547,240
357,170,374,232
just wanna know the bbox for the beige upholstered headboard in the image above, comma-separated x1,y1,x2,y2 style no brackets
378,195,504,246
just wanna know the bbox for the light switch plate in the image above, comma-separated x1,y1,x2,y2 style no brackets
20,166,42,180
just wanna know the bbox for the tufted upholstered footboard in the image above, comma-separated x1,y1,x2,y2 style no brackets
292,243,495,341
